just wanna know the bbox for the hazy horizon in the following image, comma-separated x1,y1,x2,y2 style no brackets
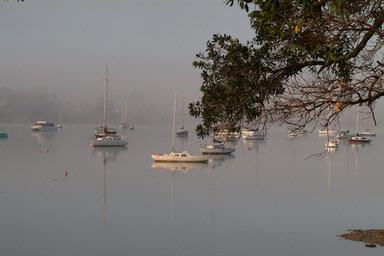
0,0,253,125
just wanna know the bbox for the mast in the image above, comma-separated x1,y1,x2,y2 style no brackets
121,105,124,123
102,66,109,135
125,99,128,123
356,107,359,134
182,97,186,129
171,91,177,151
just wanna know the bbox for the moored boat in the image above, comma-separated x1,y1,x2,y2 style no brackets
200,142,235,154
151,151,209,163
348,135,371,144
151,91,207,163
176,126,188,137
0,130,8,139
242,129,265,140
31,121,58,132
90,66,127,147
318,129,337,135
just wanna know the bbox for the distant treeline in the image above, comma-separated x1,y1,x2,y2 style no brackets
0,87,175,125
0,87,100,124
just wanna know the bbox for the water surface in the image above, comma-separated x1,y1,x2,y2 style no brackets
1,124,384,255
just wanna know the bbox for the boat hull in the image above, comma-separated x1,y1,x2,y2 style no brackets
348,137,371,143
318,130,337,135
91,138,127,147
200,147,235,154
242,134,265,140
151,154,209,163
31,127,58,132
176,130,188,137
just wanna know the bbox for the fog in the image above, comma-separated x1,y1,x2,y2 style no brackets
0,0,252,125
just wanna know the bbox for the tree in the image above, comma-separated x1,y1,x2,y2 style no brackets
190,0,384,137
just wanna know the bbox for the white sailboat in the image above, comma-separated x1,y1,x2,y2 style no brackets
31,121,58,132
349,105,371,144
120,100,129,129
90,66,127,147
151,92,209,163
200,141,236,154
176,97,188,137
242,128,265,140
57,111,63,128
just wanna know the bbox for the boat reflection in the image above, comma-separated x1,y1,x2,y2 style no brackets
91,147,127,162
207,154,235,161
325,151,335,191
31,131,57,144
151,162,207,172
325,147,338,153
243,138,264,151
349,142,369,150
207,154,235,169
91,147,126,227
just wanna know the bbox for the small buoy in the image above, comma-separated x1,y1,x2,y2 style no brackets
248,147,252,150
65,169,68,176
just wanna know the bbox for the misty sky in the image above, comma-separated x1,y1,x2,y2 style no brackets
0,0,253,111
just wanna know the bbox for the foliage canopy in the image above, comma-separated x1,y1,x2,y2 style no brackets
191,0,384,137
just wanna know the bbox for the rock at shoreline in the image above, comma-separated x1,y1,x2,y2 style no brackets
339,229,384,247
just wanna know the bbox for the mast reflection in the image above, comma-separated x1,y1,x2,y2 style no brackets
91,147,126,227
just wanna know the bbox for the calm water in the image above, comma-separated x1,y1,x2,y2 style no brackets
1,124,384,255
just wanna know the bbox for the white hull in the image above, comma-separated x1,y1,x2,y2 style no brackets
318,129,337,135
91,137,127,147
242,134,265,140
151,151,209,163
31,126,58,132
348,136,371,143
31,121,58,132
200,146,235,154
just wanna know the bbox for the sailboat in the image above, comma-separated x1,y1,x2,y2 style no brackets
200,139,236,154
359,116,376,136
176,97,188,137
90,66,128,147
120,100,129,129
349,105,371,144
242,128,266,140
56,112,63,128
151,92,209,163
